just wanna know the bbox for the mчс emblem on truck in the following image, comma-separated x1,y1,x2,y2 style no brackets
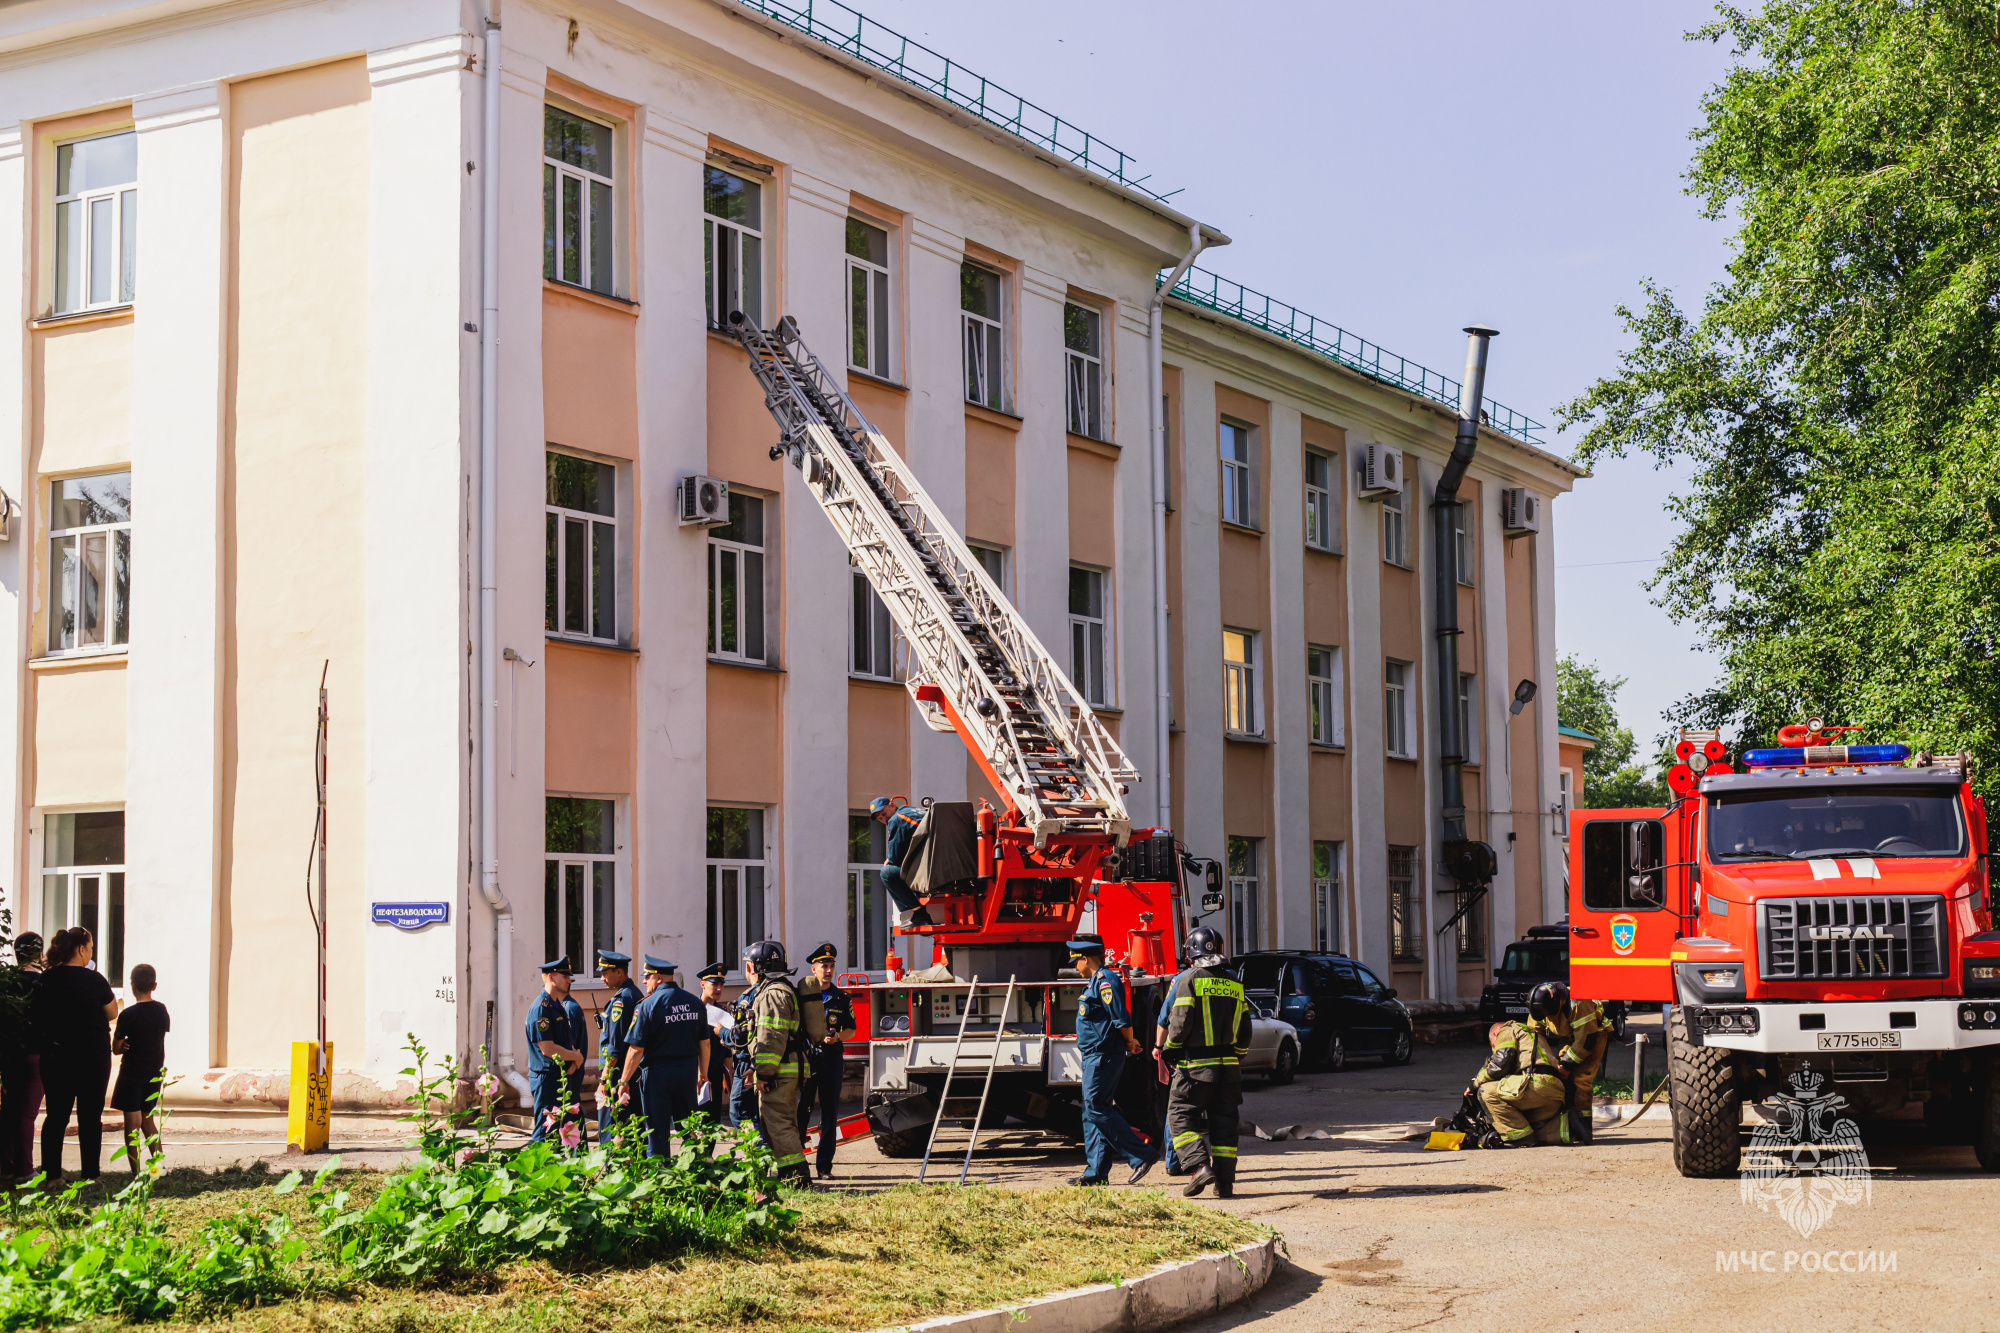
1610,914,1637,955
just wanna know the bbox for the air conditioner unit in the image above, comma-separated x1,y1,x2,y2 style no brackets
1356,444,1403,500
1500,487,1541,535
677,474,730,527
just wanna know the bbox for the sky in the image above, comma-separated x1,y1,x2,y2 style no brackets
839,0,1740,749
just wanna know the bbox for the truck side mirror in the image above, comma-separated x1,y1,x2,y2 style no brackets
1626,821,1649,872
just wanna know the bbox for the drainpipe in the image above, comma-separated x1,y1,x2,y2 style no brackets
1432,326,1496,845
1148,224,1207,836
479,6,531,1109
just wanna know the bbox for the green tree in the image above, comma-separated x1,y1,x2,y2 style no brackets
1557,0,2000,792
1558,654,1671,807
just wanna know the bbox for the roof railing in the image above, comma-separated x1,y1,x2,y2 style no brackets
733,0,1178,202
1168,267,1546,444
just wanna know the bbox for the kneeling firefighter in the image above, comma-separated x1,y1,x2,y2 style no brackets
1472,982,1608,1147
742,939,827,1186
1163,927,1250,1197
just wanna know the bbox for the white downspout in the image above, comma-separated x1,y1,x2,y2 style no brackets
479,8,530,1108
1148,224,1207,835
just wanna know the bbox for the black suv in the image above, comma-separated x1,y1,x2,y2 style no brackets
1476,926,1627,1037
1235,951,1414,1070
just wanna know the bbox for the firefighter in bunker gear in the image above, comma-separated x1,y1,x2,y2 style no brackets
1163,938,1250,1197
743,940,826,1185
1472,1020,1568,1146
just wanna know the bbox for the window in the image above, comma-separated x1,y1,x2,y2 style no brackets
1457,673,1479,764
1582,818,1666,911
1069,566,1109,706
706,806,768,973
704,164,763,327
847,814,889,971
1453,501,1474,585
968,542,1008,596
851,560,896,680
1064,302,1103,439
545,453,616,641
961,262,1005,410
1304,450,1336,551
543,107,615,295
1226,835,1260,953
47,472,131,654
1312,840,1342,954
545,797,617,977
1223,629,1259,736
1388,844,1421,962
1384,659,1412,758
847,216,891,377
1307,645,1343,747
1219,421,1253,527
708,492,767,663
1382,487,1408,566
54,132,136,315
42,811,125,987
1558,769,1574,838
1453,878,1487,962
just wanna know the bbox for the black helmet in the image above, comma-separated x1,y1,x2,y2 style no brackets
1527,981,1569,1022
1185,926,1225,960
743,939,791,975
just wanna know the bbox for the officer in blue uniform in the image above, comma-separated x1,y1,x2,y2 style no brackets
525,955,585,1143
1067,937,1154,1187
797,942,857,1178
620,956,711,1158
593,950,642,1142
696,962,733,1124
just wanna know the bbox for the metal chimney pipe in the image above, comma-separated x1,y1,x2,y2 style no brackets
1433,325,1497,845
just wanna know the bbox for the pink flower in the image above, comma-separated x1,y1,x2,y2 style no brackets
474,1073,499,1098
559,1122,582,1149
456,1147,476,1167
542,1108,560,1128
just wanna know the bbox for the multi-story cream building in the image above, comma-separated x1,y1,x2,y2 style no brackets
0,0,1579,1105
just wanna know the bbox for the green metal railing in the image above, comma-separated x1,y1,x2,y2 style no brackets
1169,267,1546,444
733,0,1176,201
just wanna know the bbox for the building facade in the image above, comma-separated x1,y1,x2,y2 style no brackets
0,0,1579,1103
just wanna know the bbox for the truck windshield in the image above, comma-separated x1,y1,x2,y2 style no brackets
1499,942,1566,975
1707,786,1966,862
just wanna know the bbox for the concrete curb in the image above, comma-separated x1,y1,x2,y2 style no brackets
877,1236,1280,1333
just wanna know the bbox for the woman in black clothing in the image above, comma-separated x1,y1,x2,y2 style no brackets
30,927,118,1182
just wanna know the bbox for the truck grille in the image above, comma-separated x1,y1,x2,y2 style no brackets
1758,895,1945,982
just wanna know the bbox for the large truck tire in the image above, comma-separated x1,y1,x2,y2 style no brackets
1974,1057,2000,1171
1667,1005,1742,1178
867,1092,935,1159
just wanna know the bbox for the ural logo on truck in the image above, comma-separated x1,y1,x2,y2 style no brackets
1567,720,1998,1179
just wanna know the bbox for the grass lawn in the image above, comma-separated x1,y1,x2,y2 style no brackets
60,1162,1267,1333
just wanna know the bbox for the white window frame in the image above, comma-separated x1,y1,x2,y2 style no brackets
846,214,893,378
1382,486,1408,567
1068,564,1111,707
1224,628,1260,737
1227,835,1261,954
1384,659,1413,758
39,808,127,990
1457,672,1480,765
544,796,621,992
1558,769,1575,838
545,451,620,644
706,805,770,981
968,542,1010,597
847,812,891,974
1307,644,1343,747
47,470,131,657
708,491,768,665
1388,844,1422,963
961,261,1007,411
53,131,137,316
850,560,900,681
1454,501,1475,586
1312,839,1343,954
1304,449,1337,551
1064,301,1104,440
704,162,765,328
1220,420,1254,528
543,105,617,296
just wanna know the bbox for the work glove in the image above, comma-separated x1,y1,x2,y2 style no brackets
1558,1055,1579,1073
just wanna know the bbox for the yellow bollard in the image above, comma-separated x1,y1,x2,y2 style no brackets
286,1041,332,1154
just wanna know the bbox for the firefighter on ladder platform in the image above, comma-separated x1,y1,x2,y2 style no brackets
871,796,933,928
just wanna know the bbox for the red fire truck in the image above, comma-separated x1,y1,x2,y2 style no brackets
1569,722,1999,1176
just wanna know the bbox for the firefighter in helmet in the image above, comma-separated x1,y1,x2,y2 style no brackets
1529,980,1612,1134
741,939,826,1186
1162,926,1250,1197
1470,1019,1566,1147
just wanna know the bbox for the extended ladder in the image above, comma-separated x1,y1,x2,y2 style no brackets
727,314,1136,843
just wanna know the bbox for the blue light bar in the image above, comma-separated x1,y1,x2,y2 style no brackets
1741,744,1911,768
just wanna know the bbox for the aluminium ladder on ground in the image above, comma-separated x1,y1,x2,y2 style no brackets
916,975,1020,1185
725,313,1136,845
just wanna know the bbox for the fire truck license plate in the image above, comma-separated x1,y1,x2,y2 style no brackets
1816,1032,1901,1051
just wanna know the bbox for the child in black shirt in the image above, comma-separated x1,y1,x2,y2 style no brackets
111,964,170,1172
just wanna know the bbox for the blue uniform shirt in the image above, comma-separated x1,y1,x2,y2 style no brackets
629,984,708,1066
1076,968,1131,1056
598,980,643,1075
526,990,575,1075
883,805,925,869
813,982,855,1058
563,996,587,1062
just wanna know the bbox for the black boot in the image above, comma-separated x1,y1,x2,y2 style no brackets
1214,1172,1234,1199
1181,1166,1214,1198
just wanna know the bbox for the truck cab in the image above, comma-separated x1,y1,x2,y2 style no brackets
1569,731,2000,1177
